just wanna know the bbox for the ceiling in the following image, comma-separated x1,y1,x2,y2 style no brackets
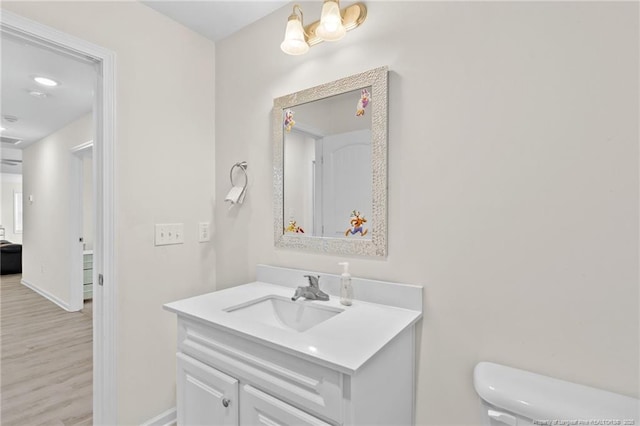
1,33,96,173
0,1,288,175
141,1,289,42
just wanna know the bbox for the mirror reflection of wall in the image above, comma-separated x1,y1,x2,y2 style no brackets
283,87,373,239
284,131,315,235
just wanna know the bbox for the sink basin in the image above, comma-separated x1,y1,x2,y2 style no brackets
224,295,343,332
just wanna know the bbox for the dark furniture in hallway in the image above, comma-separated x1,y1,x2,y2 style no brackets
1,240,22,275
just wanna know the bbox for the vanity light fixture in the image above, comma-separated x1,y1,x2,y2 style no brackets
33,76,58,87
280,1,367,55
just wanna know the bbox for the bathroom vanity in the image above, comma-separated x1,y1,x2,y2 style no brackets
164,265,423,426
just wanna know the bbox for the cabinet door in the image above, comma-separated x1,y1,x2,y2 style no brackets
177,353,238,426
240,384,331,426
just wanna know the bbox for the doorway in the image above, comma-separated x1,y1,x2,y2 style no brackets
0,11,116,424
71,141,94,312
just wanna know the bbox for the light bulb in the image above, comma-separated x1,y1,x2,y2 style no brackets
280,7,309,55
316,0,346,42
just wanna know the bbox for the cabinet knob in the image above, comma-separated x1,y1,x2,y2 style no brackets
222,398,230,408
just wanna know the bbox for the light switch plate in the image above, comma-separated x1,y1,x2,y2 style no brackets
155,223,184,246
199,222,210,242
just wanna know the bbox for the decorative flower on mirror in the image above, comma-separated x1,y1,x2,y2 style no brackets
345,210,368,236
284,109,296,132
355,88,370,117
285,219,304,233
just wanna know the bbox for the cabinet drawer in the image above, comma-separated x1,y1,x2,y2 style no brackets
240,384,331,426
179,319,343,424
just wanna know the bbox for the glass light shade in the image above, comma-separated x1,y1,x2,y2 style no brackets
280,18,309,55
33,76,58,87
315,0,346,41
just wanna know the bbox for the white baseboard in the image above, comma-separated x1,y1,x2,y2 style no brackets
21,278,71,312
140,408,176,426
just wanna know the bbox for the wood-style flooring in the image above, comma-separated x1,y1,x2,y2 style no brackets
1,273,93,426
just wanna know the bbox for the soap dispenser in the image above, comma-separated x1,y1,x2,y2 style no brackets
338,262,352,306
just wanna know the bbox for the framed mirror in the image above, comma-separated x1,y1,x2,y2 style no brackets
273,66,388,257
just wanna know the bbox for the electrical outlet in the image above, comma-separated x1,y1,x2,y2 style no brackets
199,222,210,242
155,223,184,246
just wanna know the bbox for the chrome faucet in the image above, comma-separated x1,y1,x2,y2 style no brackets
291,275,330,301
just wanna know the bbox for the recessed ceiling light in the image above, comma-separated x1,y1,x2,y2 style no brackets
29,90,49,99
33,76,58,87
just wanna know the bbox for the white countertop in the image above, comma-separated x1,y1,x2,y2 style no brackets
164,281,422,374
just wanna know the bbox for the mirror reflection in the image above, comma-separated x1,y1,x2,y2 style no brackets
283,87,373,239
273,66,387,257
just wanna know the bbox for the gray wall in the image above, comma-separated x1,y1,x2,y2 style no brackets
215,2,639,424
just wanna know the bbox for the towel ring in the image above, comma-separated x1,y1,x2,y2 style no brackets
230,161,248,188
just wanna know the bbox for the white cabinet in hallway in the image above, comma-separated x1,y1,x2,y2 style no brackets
82,250,93,300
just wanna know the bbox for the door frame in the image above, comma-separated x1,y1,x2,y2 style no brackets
70,140,93,312
1,11,117,424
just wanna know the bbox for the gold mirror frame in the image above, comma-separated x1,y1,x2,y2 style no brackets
273,66,388,257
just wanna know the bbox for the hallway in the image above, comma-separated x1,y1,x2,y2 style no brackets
1,273,92,425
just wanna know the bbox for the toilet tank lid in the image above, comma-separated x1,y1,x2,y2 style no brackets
474,362,639,421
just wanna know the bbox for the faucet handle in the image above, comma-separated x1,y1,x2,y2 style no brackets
303,274,320,288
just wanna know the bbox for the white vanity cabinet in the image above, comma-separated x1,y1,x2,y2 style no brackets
176,348,332,426
166,265,423,426
177,353,238,426
174,315,416,426
178,352,331,426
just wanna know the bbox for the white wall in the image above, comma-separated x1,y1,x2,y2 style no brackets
82,153,93,250
22,113,92,304
293,88,371,135
215,2,639,424
283,131,314,233
0,173,22,243
1,2,216,424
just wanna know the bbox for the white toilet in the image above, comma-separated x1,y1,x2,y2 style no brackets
474,362,640,426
